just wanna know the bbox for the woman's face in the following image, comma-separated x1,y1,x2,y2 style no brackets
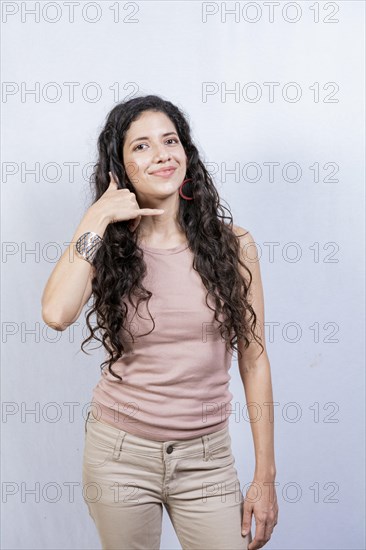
122,110,187,207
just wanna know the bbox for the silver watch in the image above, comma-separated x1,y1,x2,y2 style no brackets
75,231,103,264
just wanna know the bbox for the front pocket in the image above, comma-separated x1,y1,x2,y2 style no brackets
83,419,124,468
84,437,115,468
209,439,235,466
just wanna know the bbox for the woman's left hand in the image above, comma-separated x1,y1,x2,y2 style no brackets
241,478,279,549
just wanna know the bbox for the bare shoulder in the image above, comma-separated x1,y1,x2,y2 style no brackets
231,224,250,239
231,224,260,269
231,224,256,248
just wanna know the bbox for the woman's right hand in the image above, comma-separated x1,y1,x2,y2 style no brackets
92,171,165,232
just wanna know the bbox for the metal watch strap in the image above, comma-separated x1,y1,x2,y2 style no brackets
75,231,103,264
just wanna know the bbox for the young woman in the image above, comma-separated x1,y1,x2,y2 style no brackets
41,94,278,550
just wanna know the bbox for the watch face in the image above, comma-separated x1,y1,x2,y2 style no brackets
75,232,102,263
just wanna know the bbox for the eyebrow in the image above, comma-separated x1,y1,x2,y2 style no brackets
129,132,178,147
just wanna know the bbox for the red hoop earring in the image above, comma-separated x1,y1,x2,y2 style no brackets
179,178,194,200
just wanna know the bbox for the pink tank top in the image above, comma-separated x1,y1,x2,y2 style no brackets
90,240,234,441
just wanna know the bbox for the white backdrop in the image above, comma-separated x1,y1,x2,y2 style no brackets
1,1,365,549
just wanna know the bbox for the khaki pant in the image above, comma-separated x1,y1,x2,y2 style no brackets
82,410,252,550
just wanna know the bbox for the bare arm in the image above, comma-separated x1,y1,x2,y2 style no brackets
41,172,166,332
41,206,109,331
233,225,276,479
233,225,278,547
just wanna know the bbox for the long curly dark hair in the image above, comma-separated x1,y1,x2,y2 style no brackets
81,94,264,382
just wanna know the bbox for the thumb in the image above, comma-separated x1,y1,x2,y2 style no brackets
108,171,119,188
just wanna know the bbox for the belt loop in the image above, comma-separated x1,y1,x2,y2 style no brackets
113,430,126,461
202,434,211,462
84,411,91,434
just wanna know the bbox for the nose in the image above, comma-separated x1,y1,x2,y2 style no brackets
152,143,171,162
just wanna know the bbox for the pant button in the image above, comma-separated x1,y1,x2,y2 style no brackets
166,445,173,454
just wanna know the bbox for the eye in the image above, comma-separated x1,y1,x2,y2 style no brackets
133,138,179,152
133,143,147,151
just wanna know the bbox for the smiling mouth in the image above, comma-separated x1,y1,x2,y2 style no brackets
150,168,176,177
